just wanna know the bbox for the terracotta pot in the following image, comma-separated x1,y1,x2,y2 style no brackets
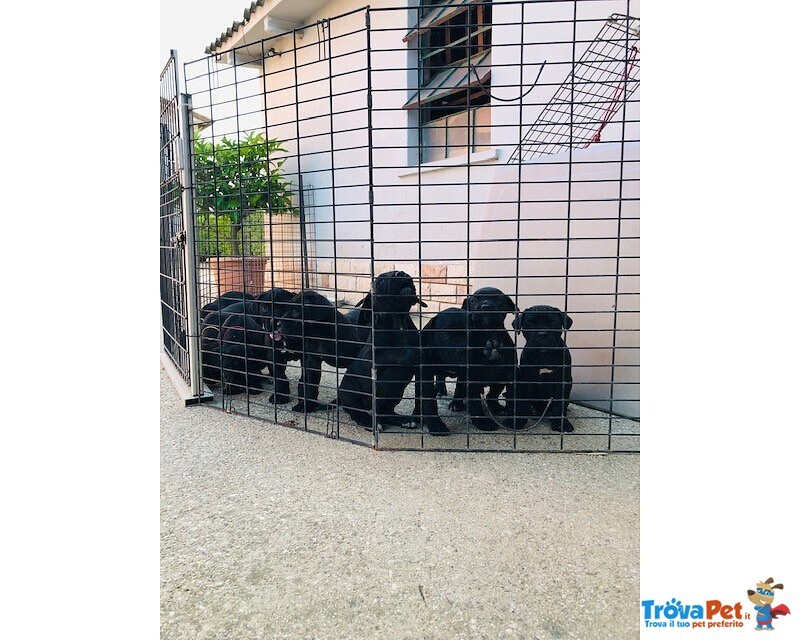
262,213,305,291
207,256,269,296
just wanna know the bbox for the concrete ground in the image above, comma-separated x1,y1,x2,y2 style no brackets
161,368,639,639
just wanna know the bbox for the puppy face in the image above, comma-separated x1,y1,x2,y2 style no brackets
272,291,334,351
462,287,518,329
513,305,573,345
254,287,296,332
372,270,426,313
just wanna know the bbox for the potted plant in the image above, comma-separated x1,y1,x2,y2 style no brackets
193,131,296,295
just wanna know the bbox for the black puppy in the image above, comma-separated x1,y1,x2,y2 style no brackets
199,290,254,320
217,312,272,395
199,302,245,386
414,287,518,434
199,288,296,395
250,287,298,404
199,291,257,385
270,290,372,413
444,294,518,415
337,271,426,430
504,305,574,432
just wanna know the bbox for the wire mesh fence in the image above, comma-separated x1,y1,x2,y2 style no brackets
178,0,640,452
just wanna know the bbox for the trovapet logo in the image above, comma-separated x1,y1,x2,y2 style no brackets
641,598,746,630
746,577,791,631
642,576,791,632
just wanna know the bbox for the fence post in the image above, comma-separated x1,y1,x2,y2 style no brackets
179,91,203,399
365,6,378,449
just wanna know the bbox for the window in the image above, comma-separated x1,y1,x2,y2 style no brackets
404,0,492,163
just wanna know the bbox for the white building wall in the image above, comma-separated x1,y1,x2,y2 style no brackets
197,0,640,417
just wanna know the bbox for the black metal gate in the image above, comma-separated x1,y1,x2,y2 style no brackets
160,51,210,403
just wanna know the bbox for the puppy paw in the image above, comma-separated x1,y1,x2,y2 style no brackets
484,400,506,416
225,387,244,396
424,418,450,436
503,417,528,430
550,418,575,433
448,399,466,412
378,413,419,430
470,416,500,431
481,339,502,362
269,393,292,405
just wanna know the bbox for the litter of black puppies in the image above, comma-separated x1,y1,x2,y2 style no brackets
336,271,426,430
413,287,518,435
503,305,574,432
269,289,372,413
198,284,579,437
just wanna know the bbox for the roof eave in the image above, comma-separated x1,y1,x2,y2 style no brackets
205,0,332,61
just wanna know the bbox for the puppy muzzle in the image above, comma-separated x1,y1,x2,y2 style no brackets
471,308,501,328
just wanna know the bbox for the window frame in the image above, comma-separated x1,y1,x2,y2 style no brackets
407,0,493,163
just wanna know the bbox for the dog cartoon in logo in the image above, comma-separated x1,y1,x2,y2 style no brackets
747,577,791,630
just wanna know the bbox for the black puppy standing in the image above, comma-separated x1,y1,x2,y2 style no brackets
504,305,574,432
270,290,372,413
337,271,426,430
414,287,518,435
251,287,299,404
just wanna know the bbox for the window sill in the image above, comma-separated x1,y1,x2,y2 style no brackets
396,148,499,178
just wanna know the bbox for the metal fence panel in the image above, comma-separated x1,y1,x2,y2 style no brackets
177,1,640,452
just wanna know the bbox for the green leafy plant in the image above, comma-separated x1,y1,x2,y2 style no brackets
193,132,296,256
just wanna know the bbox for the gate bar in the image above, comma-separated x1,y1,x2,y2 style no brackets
179,87,211,403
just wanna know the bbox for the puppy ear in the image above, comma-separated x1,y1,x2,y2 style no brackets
355,293,372,308
772,583,784,590
375,275,392,297
563,312,573,330
512,314,522,334
747,590,756,596
502,294,520,315
461,297,470,309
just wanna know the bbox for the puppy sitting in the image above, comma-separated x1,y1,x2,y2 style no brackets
414,287,518,434
251,287,299,404
337,271,426,430
504,305,574,432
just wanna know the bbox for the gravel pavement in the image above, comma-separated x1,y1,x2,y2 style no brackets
161,367,639,639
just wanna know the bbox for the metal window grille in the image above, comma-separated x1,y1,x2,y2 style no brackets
510,12,640,162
